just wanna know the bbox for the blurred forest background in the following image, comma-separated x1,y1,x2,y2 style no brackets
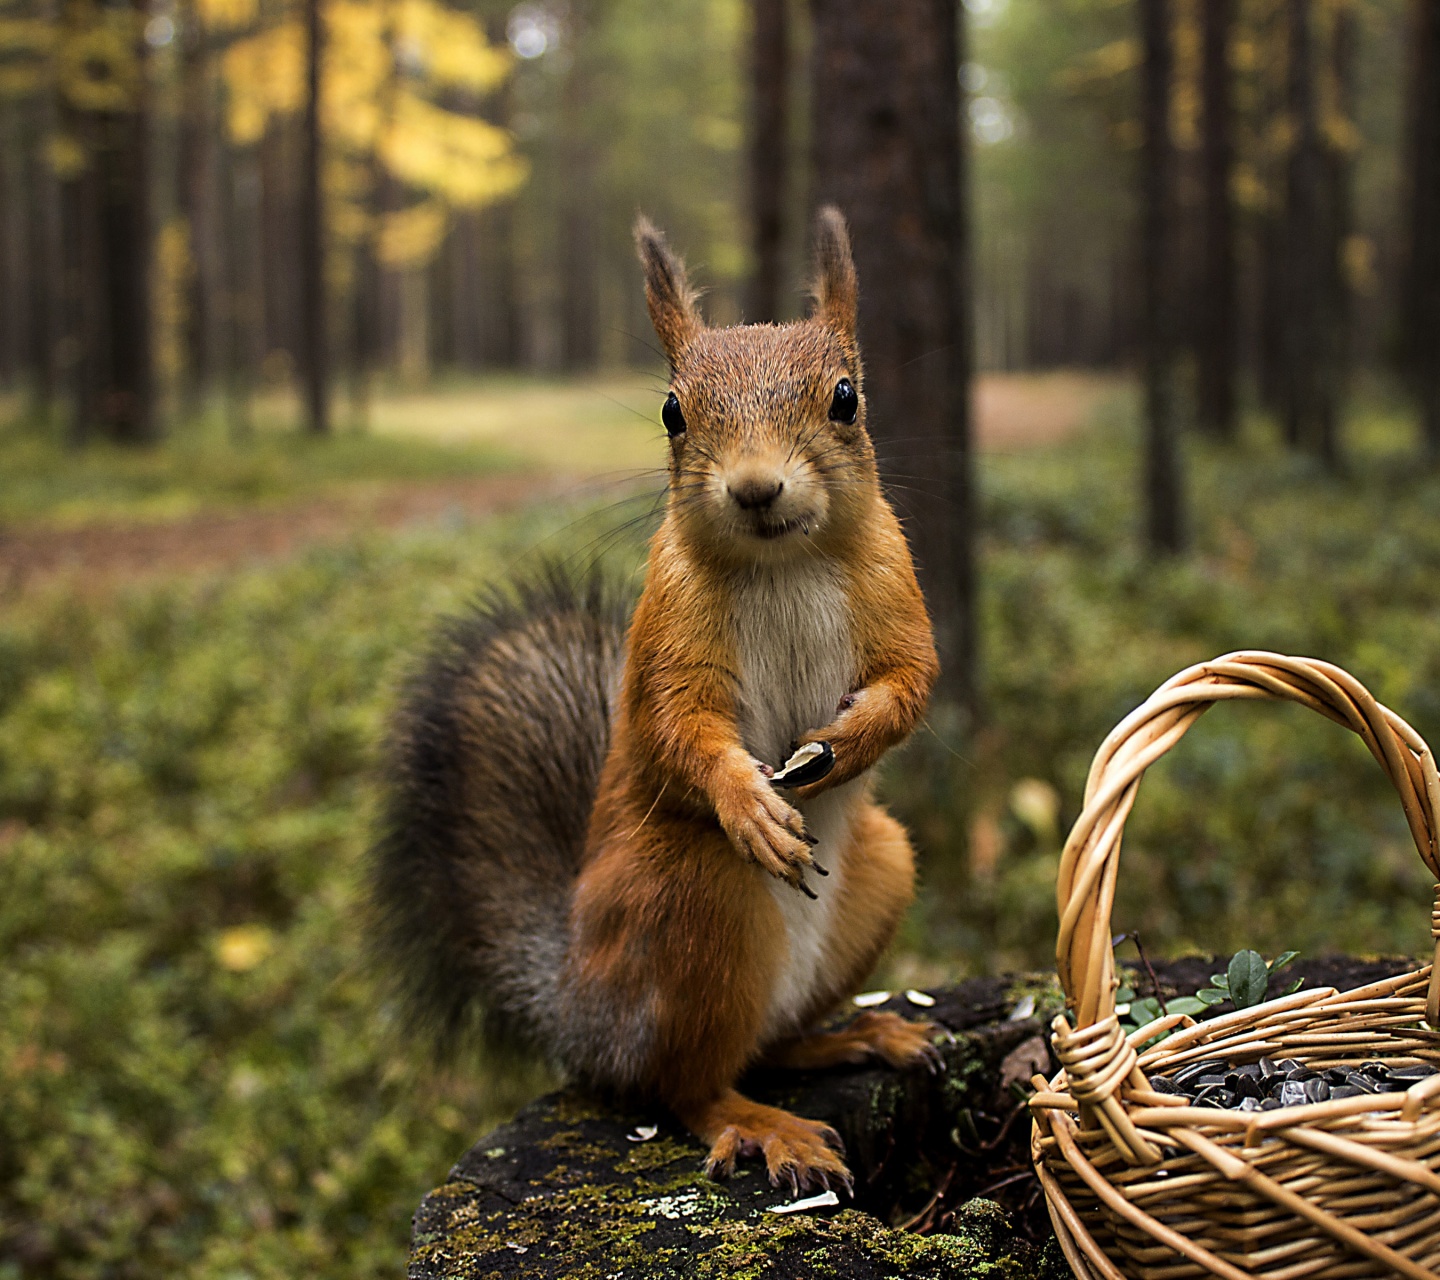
4,0,1440,1275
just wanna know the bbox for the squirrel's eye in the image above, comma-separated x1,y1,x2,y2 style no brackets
828,378,858,425
662,392,686,437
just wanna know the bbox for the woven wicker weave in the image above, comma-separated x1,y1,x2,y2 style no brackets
1029,652,1440,1279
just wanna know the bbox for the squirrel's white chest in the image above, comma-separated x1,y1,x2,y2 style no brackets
730,562,861,1042
730,562,854,768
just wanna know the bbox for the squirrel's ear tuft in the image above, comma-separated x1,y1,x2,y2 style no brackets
809,206,858,345
634,215,701,365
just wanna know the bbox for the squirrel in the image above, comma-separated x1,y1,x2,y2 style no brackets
369,206,941,1194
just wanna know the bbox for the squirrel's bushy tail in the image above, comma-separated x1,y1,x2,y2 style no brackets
368,566,632,1059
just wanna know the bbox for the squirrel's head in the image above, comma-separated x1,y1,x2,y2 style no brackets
634,207,876,565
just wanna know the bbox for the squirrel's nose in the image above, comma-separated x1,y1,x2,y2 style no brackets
730,475,784,511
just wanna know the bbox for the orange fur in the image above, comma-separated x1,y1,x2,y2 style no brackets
567,208,939,1192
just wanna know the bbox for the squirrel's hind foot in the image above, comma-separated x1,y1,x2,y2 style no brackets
848,1011,944,1073
766,1011,944,1074
687,1091,852,1196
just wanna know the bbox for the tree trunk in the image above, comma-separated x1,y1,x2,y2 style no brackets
1140,0,1183,553
1197,0,1236,440
300,0,329,434
559,1,600,370
811,0,975,710
1405,0,1440,457
64,0,158,448
24,93,59,420
1279,0,1337,465
178,0,218,419
1253,0,1287,420
1320,1,1356,459
747,0,789,322
220,136,259,438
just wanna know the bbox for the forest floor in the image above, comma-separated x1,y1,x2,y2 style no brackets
0,370,1115,594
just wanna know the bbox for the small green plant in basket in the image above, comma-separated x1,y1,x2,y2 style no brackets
1195,948,1303,1010
1115,945,1303,1043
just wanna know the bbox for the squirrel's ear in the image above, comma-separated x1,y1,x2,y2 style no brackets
634,216,701,365
809,206,858,346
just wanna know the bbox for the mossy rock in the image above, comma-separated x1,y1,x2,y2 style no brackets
408,979,1070,1279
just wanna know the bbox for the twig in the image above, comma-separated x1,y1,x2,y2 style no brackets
1116,930,1168,1016
898,1164,956,1234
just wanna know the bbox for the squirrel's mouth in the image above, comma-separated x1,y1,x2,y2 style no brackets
751,514,812,540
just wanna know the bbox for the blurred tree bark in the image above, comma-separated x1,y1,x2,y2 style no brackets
221,136,259,438
23,91,58,420
178,0,218,419
560,1,600,369
300,0,329,434
1405,0,1440,458
1278,0,1340,466
62,0,157,446
747,0,789,322
1140,0,1183,553
810,0,975,710
1322,2,1356,455
1197,0,1236,440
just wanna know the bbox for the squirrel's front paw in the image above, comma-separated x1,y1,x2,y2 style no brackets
715,759,818,895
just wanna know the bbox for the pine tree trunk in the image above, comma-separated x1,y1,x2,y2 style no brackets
220,135,258,438
75,0,157,447
1280,0,1337,465
1254,0,1287,419
1319,1,1356,462
178,0,217,418
1140,0,1183,553
23,92,58,419
0,109,18,386
747,0,789,322
811,0,976,710
559,0,599,370
1405,0,1440,457
1197,0,1236,440
300,0,329,434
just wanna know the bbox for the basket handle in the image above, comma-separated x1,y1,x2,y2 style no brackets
1056,651,1440,1033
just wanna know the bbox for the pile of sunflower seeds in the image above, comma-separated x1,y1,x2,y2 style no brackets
1148,1057,1438,1112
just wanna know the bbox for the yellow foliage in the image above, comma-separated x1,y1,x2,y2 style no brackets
196,0,258,34
376,199,446,266
220,0,523,269
215,924,275,973
58,10,139,112
0,18,53,97
394,0,510,92
222,19,303,145
1055,38,1139,93
379,92,527,207
154,218,194,386
46,132,86,177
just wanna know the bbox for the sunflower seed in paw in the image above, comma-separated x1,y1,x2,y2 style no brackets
771,741,835,788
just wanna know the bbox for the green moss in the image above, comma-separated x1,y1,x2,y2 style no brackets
1000,973,1067,1023
619,1136,700,1173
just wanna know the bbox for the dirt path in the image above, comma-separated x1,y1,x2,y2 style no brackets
0,373,1118,595
0,472,575,598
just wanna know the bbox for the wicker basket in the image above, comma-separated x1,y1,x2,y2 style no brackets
1029,652,1440,1280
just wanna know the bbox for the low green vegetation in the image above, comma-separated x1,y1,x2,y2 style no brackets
4,387,1440,1275
0,411,513,529
896,391,1440,979
0,374,664,528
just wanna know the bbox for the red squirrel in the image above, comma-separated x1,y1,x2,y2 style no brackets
371,207,940,1193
